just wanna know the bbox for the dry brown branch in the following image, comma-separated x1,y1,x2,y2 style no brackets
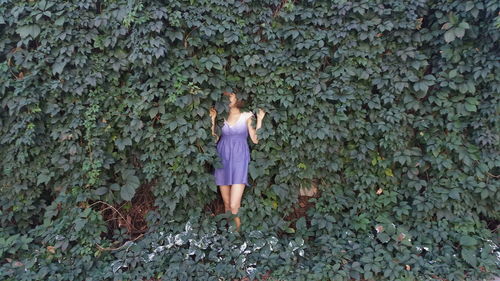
95,233,144,252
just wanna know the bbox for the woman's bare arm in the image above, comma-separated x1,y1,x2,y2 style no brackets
211,118,219,143
247,112,262,144
209,108,219,143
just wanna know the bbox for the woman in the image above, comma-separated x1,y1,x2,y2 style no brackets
209,91,266,232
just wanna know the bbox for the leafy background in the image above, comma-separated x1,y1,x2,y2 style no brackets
0,0,499,280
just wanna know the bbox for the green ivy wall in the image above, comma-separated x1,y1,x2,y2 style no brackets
0,0,499,280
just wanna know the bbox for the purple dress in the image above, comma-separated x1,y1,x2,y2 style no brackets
214,112,254,186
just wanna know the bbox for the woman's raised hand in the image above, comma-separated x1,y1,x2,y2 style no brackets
209,107,217,120
256,108,266,121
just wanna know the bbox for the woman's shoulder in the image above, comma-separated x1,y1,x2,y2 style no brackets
244,111,254,119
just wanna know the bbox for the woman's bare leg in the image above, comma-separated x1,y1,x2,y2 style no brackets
219,185,231,225
229,183,245,231
219,185,232,212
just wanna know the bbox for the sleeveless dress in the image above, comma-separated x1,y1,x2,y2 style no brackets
213,112,254,186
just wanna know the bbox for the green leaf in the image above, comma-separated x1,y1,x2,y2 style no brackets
16,25,41,39
444,30,455,43
464,103,476,112
458,22,470,29
458,83,468,94
272,184,288,200
55,17,65,26
480,189,488,199
81,207,92,217
449,189,460,200
37,173,51,186
384,168,394,177
454,27,465,38
74,218,87,232
467,82,476,93
464,2,474,11
461,248,477,266
459,235,477,246
205,61,213,70
377,232,390,243
465,97,478,105
386,223,396,234
449,69,458,78
120,169,140,201
115,137,132,150
52,60,67,75
148,107,159,118
249,164,258,179
120,184,135,201
296,217,307,230
94,187,108,196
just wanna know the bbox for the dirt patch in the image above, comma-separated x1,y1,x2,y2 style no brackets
89,179,158,240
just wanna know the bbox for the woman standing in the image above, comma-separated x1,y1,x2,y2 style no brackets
209,91,266,232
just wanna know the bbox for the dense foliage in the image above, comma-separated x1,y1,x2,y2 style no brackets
1,0,499,280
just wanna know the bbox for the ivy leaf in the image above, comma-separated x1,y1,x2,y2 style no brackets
55,17,65,26
464,103,476,112
110,183,121,191
459,236,477,246
377,232,390,243
314,84,321,94
464,2,474,11
384,168,394,177
441,22,452,30
449,69,458,78
249,164,258,179
464,97,478,112
16,25,41,39
74,218,87,232
480,189,488,199
121,184,135,201
272,184,288,200
94,187,108,196
115,137,132,150
296,217,307,230
52,59,68,75
461,248,477,267
449,188,460,200
205,61,213,71
223,30,239,43
444,29,455,43
454,27,465,38
120,169,140,201
36,173,52,186
458,22,470,29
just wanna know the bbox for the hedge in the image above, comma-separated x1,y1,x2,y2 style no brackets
0,0,499,280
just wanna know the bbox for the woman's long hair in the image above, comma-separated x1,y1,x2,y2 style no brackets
223,91,245,108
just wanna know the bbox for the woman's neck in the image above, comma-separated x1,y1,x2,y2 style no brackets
229,107,241,114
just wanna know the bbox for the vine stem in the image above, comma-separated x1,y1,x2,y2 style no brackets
96,233,144,252
184,26,200,48
486,172,499,178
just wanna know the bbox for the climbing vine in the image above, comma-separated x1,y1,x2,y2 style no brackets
0,0,498,280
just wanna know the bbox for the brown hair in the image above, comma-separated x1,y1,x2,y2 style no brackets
223,91,245,109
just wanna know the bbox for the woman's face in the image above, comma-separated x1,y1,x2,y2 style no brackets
227,92,237,108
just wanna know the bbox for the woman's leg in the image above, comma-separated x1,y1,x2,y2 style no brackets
229,183,245,231
219,185,232,213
